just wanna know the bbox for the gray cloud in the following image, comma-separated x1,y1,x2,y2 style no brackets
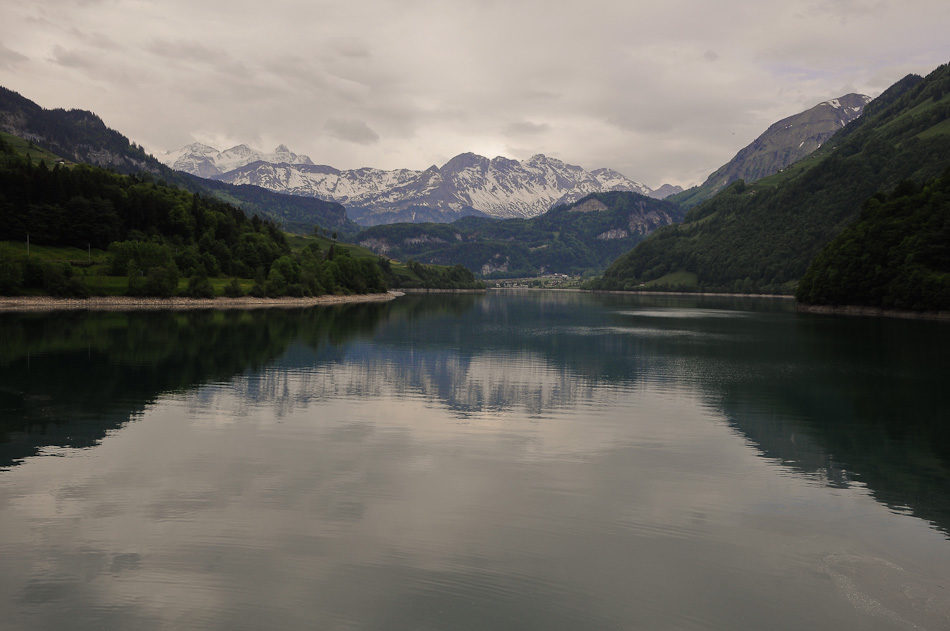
147,39,229,64
324,118,380,145
49,45,95,69
68,28,119,50
330,37,371,59
0,44,27,70
0,0,947,187
504,121,550,136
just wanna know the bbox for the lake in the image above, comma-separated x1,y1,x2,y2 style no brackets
1,290,948,630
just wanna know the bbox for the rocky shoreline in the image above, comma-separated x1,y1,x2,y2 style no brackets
0,292,403,312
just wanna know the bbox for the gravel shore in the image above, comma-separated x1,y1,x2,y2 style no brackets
0,292,403,312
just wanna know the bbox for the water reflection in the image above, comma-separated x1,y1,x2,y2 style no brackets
0,305,398,468
1,292,949,629
2,292,948,537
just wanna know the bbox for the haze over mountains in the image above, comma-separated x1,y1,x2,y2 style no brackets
162,145,679,225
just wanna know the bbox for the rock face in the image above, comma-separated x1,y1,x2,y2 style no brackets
162,145,654,225
676,93,872,207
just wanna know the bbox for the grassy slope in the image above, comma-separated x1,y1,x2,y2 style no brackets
0,131,69,165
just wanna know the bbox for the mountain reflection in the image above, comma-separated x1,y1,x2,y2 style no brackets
2,291,948,537
0,305,397,469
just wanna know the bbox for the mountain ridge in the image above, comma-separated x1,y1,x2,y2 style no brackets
0,86,355,235
595,64,950,294
672,92,871,208
163,144,656,225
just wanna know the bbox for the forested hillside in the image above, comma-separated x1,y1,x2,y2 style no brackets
0,138,478,296
0,87,356,235
594,63,950,294
796,170,950,311
356,191,683,277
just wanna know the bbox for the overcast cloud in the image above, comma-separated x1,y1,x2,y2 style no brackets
0,0,947,186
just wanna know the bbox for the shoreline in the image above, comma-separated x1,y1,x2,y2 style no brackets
0,292,403,312
586,289,795,299
796,303,950,321
399,288,487,294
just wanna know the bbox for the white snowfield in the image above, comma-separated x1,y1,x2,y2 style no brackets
161,146,656,221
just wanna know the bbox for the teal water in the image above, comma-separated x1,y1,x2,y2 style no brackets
1,291,948,630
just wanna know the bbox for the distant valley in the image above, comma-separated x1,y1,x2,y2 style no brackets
355,191,684,278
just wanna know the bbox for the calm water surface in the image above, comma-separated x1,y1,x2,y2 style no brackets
1,291,948,630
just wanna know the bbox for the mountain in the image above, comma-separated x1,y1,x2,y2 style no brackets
647,183,684,199
594,63,950,295
162,142,315,178
355,191,684,277
672,93,871,208
0,87,354,235
164,145,654,225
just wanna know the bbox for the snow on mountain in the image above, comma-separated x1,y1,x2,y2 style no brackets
822,94,872,120
164,144,654,224
160,143,314,178
677,92,873,208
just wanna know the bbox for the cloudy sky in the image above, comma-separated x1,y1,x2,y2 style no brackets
1,0,947,187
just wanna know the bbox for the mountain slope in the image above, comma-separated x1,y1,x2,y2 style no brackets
595,63,950,294
672,93,871,209
167,143,654,225
356,191,684,277
0,87,354,235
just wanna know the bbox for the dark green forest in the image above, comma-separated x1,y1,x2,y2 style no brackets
594,63,950,295
796,170,950,311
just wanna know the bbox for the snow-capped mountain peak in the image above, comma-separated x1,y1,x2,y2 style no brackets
164,145,654,225
160,142,315,177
